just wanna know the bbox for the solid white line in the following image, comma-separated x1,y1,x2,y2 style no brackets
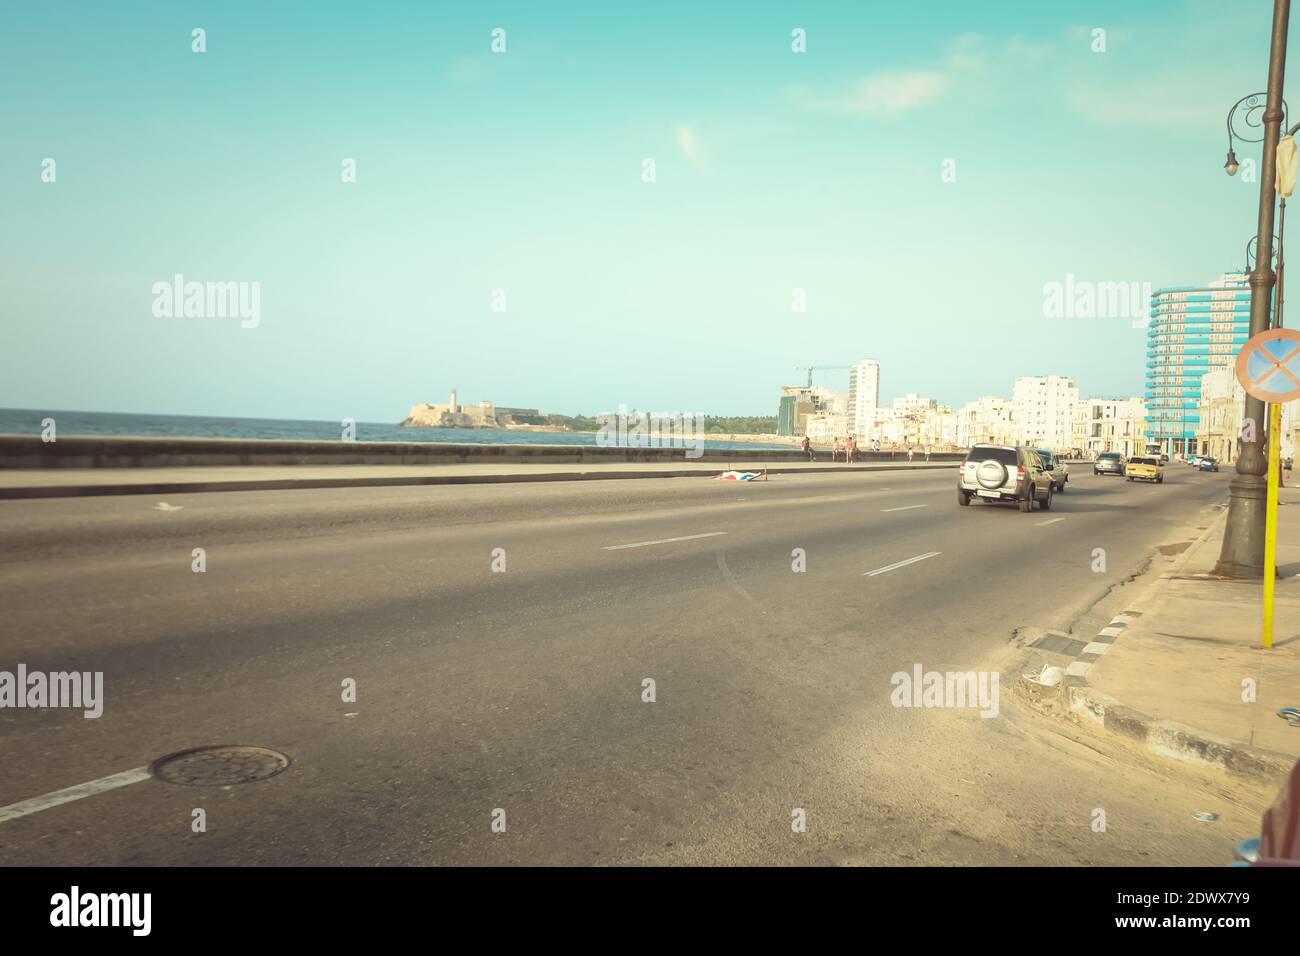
601,531,727,551
0,767,153,825
881,504,927,512
864,551,941,576
1036,517,1065,526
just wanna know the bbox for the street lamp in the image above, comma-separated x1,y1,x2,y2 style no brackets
1224,93,1288,175
1216,0,1293,579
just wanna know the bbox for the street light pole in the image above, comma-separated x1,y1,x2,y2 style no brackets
1216,0,1293,579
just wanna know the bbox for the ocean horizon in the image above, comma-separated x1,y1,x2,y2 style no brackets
0,408,791,451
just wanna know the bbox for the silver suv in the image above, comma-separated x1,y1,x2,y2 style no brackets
957,444,1054,512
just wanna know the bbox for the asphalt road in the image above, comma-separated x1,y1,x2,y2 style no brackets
0,462,1271,865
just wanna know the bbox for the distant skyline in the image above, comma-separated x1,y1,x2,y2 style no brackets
0,0,1286,420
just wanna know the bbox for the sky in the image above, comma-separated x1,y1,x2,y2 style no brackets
0,0,1291,421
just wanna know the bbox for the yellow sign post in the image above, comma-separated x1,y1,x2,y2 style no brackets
1263,402,1282,649
1233,327,1300,648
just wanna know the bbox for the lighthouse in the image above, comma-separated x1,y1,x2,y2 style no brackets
449,388,458,414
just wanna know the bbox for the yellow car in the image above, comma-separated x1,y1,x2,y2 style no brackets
1125,456,1164,483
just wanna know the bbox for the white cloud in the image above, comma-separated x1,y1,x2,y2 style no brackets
801,69,949,115
791,33,1061,118
675,125,700,164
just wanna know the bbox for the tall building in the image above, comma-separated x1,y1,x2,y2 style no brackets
848,359,880,439
1146,272,1251,456
1012,374,1079,449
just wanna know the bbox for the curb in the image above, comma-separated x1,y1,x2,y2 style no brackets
0,462,957,500
1037,511,1296,782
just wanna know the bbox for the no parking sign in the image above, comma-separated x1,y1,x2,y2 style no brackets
1235,327,1300,402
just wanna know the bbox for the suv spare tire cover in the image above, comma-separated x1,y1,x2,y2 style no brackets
976,459,1008,488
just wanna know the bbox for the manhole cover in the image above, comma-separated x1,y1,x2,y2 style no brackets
151,745,290,786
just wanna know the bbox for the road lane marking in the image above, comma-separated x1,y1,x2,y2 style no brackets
881,504,927,512
1036,517,1065,526
0,767,153,825
864,551,941,577
602,531,727,551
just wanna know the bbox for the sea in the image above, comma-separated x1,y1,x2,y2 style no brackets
0,409,790,451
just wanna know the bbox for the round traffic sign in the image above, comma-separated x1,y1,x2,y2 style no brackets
1235,327,1300,402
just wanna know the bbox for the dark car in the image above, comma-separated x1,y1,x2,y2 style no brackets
1198,456,1219,472
1094,452,1125,476
1034,448,1068,492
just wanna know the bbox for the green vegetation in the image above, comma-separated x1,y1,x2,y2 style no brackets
703,416,777,434
544,414,601,432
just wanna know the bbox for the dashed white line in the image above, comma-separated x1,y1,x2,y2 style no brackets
864,551,942,577
0,767,153,825
602,531,728,551
881,504,927,513
1036,517,1065,526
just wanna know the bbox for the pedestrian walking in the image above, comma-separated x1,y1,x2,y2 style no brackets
1286,455,1294,481
925,446,931,462
907,447,914,463
801,436,815,462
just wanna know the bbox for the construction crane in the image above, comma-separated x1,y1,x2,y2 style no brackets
793,365,852,388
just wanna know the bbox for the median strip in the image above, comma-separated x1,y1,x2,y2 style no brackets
864,551,942,577
602,531,728,551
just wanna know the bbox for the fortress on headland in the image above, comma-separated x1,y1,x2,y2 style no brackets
401,390,542,428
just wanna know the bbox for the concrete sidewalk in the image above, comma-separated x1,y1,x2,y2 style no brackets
0,460,955,499
1061,492,1300,779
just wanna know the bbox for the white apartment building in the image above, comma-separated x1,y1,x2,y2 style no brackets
805,411,851,444
1012,374,1079,450
1071,397,1147,458
957,396,1016,448
877,394,948,448
891,393,938,417
848,359,880,440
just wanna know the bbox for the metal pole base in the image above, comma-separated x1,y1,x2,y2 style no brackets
1214,473,1269,578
